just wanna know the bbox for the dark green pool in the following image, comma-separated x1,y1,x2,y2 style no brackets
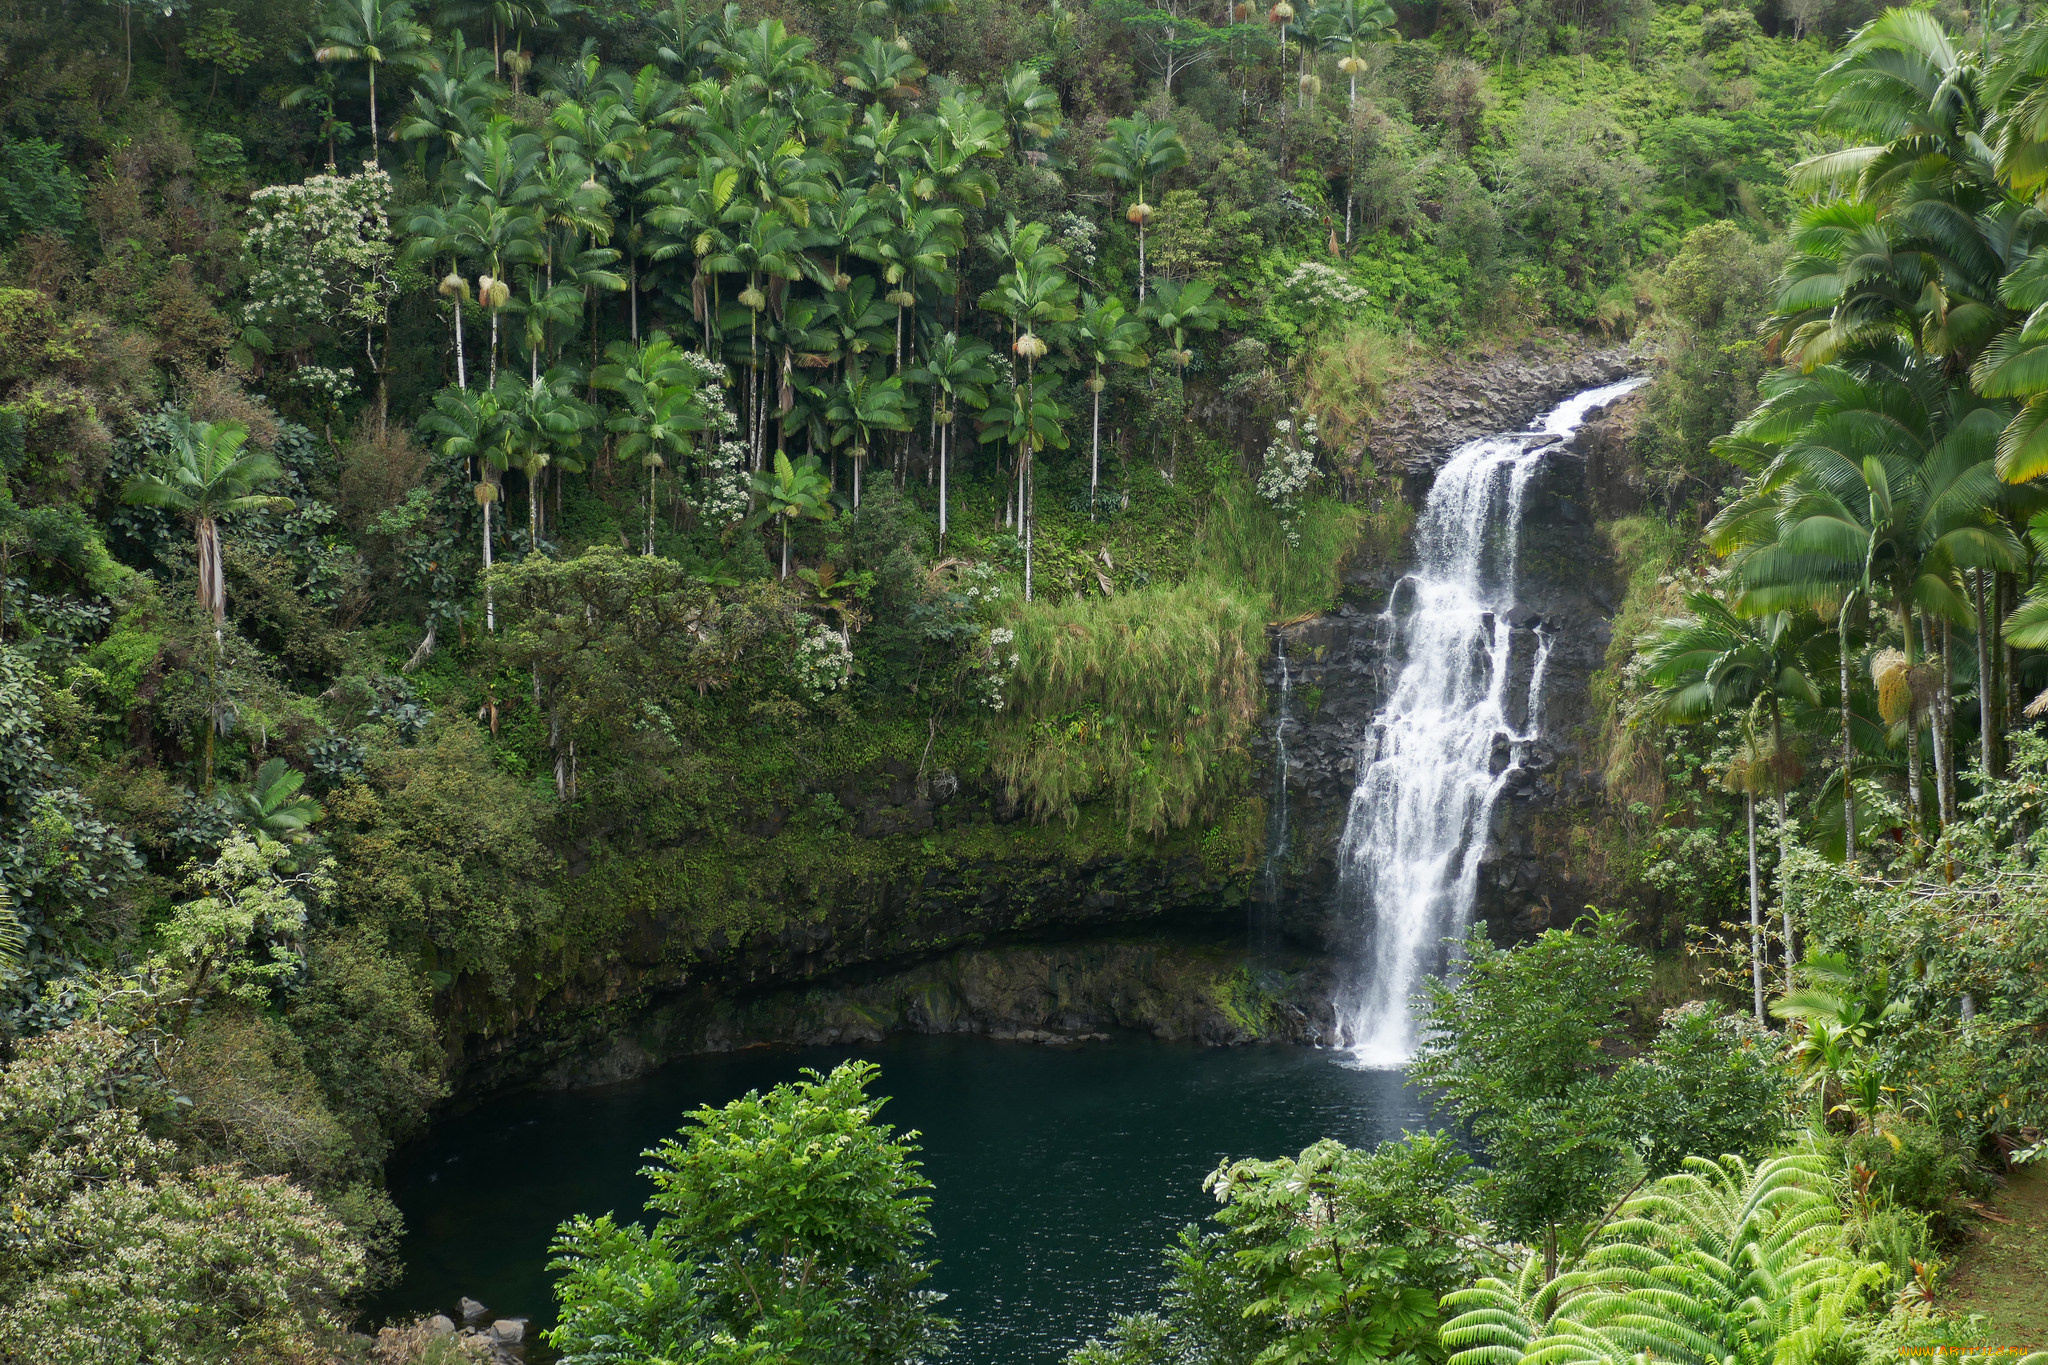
376,1034,1424,1364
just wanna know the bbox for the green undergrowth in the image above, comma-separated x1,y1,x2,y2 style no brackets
990,582,1267,836
1199,483,1399,621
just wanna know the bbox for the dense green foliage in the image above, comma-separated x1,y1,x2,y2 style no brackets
5,0,2048,1344
548,1061,949,1365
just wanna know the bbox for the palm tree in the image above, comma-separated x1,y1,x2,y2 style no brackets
504,371,596,546
231,759,324,843
1139,277,1225,386
312,0,435,159
976,383,1069,601
1000,65,1061,155
838,34,925,104
421,382,513,626
121,417,289,637
281,64,356,166
911,98,1006,274
826,359,912,506
122,416,290,795
747,451,837,577
873,198,962,373
394,31,504,174
987,237,1078,600
907,331,993,543
1070,293,1149,519
711,18,827,112
594,335,709,554
1713,357,2022,837
1309,0,1395,107
1090,115,1188,301
1642,592,1822,1008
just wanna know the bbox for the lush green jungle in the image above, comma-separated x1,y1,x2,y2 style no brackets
3,0,2048,1354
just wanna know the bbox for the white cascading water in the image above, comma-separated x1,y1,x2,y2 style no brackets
1332,378,1644,1067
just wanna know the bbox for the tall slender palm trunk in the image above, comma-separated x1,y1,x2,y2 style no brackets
645,462,657,555
1840,594,1856,863
938,421,949,543
1903,606,1924,841
453,290,468,389
1747,792,1763,1024
1942,620,1957,819
1976,570,1997,779
1090,380,1102,521
482,494,496,630
1770,704,1795,982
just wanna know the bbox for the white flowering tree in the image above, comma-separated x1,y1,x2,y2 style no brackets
1257,414,1321,547
242,162,397,422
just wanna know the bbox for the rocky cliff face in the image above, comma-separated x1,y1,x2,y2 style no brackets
1366,342,1635,478
441,346,1647,1093
1255,349,1642,953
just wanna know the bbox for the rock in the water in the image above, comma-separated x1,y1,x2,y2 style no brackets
425,1315,457,1337
489,1319,527,1344
459,1296,488,1322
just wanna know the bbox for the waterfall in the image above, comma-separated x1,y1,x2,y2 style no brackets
1331,378,1643,1067
1254,637,1293,960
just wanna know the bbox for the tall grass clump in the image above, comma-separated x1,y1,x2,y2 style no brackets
989,581,1264,836
1199,483,1362,619
1198,482,1409,620
1301,324,1414,452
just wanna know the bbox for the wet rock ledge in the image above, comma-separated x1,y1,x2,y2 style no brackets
544,937,1333,1088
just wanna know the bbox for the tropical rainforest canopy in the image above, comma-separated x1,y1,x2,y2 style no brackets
2,0,2048,1356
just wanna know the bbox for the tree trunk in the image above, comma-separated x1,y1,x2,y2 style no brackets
938,421,949,543
1976,569,1997,779
1840,594,1857,863
1091,381,1102,521
1927,614,1952,826
1904,607,1924,841
368,63,379,161
482,492,496,630
1747,792,1764,1024
197,519,225,638
454,292,467,390
1771,703,1794,981
646,462,656,555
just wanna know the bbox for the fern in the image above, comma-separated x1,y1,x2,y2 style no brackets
1444,1150,1883,1365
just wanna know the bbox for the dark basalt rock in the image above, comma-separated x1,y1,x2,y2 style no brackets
1253,361,1642,954
1366,342,1635,481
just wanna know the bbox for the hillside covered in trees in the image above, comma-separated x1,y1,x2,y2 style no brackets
4,0,2048,1355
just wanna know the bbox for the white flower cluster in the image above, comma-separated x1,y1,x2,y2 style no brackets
1257,415,1321,547
678,349,733,401
793,616,853,701
699,437,751,528
976,624,1021,711
1277,261,1374,314
244,162,394,340
289,364,358,405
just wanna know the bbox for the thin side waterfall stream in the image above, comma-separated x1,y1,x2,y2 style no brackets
1253,637,1293,959
1332,378,1643,1066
